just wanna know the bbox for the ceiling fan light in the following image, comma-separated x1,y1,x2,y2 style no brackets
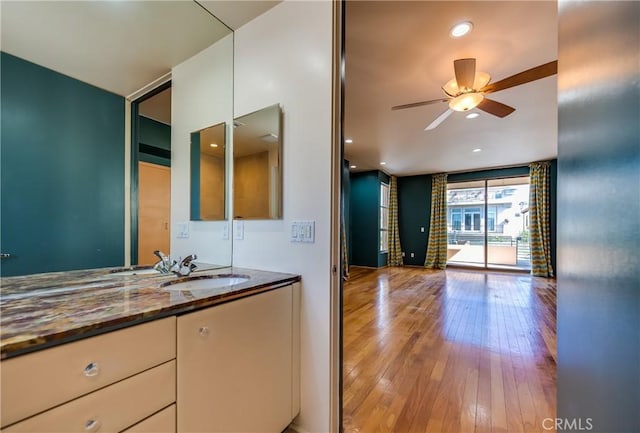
442,78,459,97
473,71,491,89
449,92,484,111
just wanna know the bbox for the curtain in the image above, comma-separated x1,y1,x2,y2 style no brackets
529,161,554,277
342,214,349,280
388,176,403,266
424,173,448,269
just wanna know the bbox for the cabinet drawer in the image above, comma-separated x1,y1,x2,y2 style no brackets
123,404,176,433
1,317,176,427
4,360,175,433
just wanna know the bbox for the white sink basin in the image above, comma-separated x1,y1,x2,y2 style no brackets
162,275,250,292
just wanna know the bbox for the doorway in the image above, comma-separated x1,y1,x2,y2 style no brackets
131,83,172,265
446,176,531,270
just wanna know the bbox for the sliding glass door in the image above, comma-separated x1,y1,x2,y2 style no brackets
446,176,531,270
447,180,486,267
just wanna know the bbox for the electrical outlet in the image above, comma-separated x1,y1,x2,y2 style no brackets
410,252,415,258
420,227,425,233
222,222,229,240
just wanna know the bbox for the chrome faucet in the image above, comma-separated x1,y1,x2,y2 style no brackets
153,250,174,274
153,251,197,276
170,254,198,276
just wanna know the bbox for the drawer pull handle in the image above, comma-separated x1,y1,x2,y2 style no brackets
199,326,210,337
85,419,100,432
83,362,100,377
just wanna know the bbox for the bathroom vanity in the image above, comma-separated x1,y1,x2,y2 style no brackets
0,267,300,433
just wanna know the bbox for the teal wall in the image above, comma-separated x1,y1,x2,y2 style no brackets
349,170,389,268
139,116,170,167
397,175,432,266
1,52,125,276
190,132,201,220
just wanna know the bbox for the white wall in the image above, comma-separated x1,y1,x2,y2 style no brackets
171,34,234,266
233,2,334,432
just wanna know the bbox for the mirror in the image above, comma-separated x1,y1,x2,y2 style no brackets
233,104,283,220
191,122,227,221
0,2,234,276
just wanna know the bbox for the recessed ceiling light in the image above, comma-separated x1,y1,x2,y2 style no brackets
345,138,353,144
210,143,218,148
450,21,473,38
260,133,278,143
473,148,482,153
380,162,387,165
350,165,357,169
466,112,480,119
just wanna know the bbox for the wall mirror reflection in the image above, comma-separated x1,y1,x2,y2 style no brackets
0,1,233,276
191,122,227,221
233,104,282,220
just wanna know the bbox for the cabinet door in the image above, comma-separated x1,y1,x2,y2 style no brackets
177,286,292,433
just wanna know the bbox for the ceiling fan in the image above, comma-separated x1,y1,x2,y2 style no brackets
391,58,557,130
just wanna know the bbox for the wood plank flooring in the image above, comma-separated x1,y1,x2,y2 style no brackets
342,267,556,433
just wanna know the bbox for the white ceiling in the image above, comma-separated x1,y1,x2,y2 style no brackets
200,1,281,30
139,87,172,125
344,1,558,176
0,1,278,98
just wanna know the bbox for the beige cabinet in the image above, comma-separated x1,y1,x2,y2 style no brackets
177,283,300,433
1,317,176,432
0,282,300,433
123,405,176,433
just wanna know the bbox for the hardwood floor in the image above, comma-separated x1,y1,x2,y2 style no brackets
342,267,556,433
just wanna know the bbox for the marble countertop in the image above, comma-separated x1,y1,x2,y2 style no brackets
0,265,300,359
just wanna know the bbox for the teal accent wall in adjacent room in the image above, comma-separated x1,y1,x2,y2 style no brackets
1,52,125,276
349,170,389,268
139,116,170,167
397,175,432,266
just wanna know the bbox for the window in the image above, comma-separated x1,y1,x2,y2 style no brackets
464,207,481,231
488,206,496,232
450,208,462,231
380,183,389,252
446,176,531,270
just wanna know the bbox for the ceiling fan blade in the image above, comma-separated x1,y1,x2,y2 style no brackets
391,98,448,111
481,60,557,94
477,98,516,118
425,109,453,131
454,58,476,90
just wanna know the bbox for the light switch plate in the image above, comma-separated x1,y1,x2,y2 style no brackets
222,222,229,240
291,220,315,243
233,220,244,240
176,222,190,239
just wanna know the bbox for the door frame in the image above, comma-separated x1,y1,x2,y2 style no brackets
130,81,172,265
